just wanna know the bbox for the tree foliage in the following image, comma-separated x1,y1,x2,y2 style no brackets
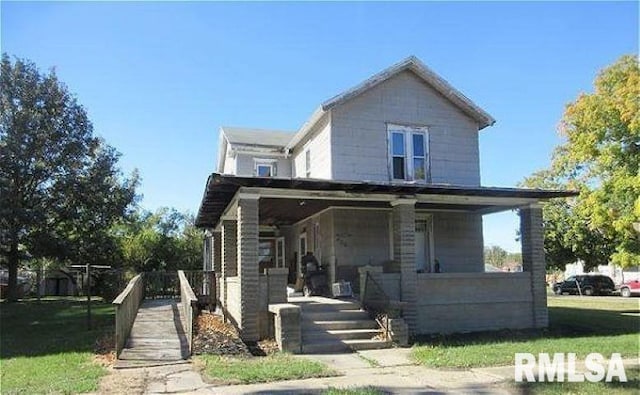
523,54,639,270
0,54,138,301
484,245,508,267
117,208,203,273
484,245,522,269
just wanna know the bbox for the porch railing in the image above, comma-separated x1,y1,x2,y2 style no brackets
362,272,402,341
178,270,198,354
112,274,144,357
144,271,179,298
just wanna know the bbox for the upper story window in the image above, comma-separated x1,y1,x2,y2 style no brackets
305,149,311,178
254,159,277,177
387,124,429,182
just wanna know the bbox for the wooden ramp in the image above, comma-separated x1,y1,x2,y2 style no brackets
115,299,190,368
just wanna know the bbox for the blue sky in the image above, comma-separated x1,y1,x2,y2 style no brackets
2,1,637,252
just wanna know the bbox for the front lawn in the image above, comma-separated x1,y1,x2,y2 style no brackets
412,296,639,369
195,353,337,384
511,366,639,395
0,297,114,394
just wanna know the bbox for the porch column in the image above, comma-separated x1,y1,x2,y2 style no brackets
520,203,548,328
237,194,260,341
212,230,222,305
221,219,237,314
213,230,222,273
391,198,417,334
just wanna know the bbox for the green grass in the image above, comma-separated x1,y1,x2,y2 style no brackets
412,296,640,369
323,387,387,395
195,353,337,384
510,366,639,395
1,297,114,394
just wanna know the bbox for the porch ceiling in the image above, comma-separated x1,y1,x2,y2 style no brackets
195,173,578,228
259,199,387,226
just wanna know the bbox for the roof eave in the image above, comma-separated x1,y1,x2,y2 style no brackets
285,106,325,151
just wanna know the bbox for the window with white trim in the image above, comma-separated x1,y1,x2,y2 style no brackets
254,159,277,177
387,124,429,182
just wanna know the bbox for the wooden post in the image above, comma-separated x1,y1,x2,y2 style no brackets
86,263,91,330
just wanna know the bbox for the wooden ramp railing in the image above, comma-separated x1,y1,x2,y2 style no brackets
112,271,200,361
178,270,198,354
113,274,144,357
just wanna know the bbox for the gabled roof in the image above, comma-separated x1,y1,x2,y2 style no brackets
286,56,496,150
221,126,295,148
217,127,295,173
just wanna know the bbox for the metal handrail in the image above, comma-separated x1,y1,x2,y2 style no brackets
362,272,401,340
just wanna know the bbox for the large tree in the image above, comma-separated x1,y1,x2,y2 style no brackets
0,54,138,301
523,55,639,270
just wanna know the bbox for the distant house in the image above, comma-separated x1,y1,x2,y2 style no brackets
196,56,576,341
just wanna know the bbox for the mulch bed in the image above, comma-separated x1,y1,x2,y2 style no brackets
193,312,279,357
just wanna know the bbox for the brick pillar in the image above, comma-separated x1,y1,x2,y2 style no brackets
237,195,260,341
520,204,548,328
391,199,417,334
213,231,222,273
221,220,237,314
213,231,221,305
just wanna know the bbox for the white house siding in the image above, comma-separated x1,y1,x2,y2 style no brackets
222,145,236,174
292,113,332,179
234,153,292,177
432,212,484,273
415,272,534,334
330,70,481,185
332,208,391,292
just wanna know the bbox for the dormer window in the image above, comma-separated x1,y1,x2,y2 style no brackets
254,159,277,177
387,124,429,182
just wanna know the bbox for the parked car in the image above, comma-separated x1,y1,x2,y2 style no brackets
553,275,615,296
618,279,640,297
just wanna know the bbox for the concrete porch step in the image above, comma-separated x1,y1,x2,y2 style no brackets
295,300,362,312
304,328,382,341
301,338,391,354
303,319,379,331
302,310,370,321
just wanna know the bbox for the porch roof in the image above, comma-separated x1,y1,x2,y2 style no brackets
195,173,578,228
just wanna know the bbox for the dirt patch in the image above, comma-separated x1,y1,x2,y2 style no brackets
94,333,116,367
247,339,280,356
96,368,147,395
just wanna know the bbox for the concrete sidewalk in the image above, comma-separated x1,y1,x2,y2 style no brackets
186,349,511,395
95,349,640,394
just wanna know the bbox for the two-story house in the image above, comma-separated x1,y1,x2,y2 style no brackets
196,56,575,351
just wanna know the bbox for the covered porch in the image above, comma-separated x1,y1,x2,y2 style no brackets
196,174,575,341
